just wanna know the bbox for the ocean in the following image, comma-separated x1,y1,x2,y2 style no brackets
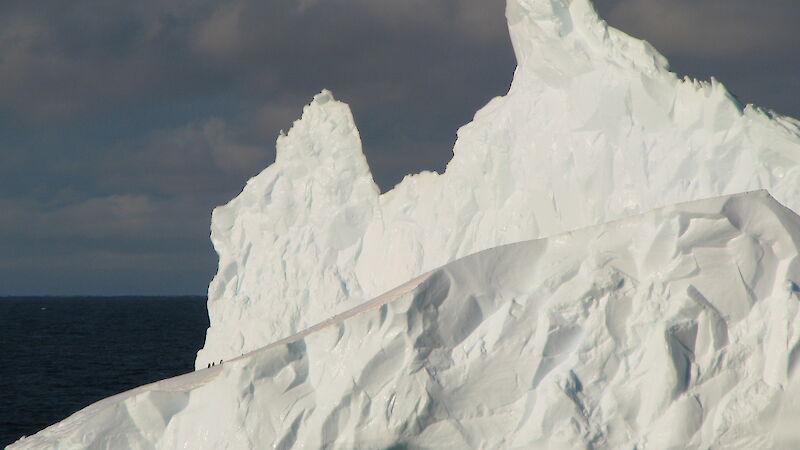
0,296,209,447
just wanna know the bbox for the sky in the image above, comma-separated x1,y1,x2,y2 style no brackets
1,0,798,295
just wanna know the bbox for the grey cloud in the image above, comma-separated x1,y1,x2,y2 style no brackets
593,0,800,117
190,2,248,61
92,114,273,197
0,192,217,293
0,0,218,122
598,0,800,59
0,194,205,241
0,102,281,294
248,102,306,142
0,0,511,124
0,237,213,294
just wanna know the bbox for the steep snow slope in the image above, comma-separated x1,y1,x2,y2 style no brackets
13,191,800,448
197,0,800,367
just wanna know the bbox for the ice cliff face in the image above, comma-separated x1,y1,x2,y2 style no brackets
13,192,800,448
197,0,800,367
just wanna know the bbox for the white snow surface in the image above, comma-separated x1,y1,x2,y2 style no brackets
196,0,800,368
12,191,800,448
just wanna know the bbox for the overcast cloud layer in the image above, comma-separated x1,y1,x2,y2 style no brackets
1,0,797,295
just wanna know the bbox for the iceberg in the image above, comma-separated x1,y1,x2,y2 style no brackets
11,0,800,448
197,0,800,367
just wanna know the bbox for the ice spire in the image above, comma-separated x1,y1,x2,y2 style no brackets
197,90,380,367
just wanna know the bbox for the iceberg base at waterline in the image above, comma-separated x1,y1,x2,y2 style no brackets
11,191,800,448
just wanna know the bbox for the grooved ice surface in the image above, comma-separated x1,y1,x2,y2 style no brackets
197,0,800,367
12,192,800,448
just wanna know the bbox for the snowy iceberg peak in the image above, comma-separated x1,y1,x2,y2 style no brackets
198,90,379,368
274,90,370,165
446,0,800,229
506,0,669,78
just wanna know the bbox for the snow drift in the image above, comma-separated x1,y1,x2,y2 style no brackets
11,0,800,448
196,0,800,368
12,191,800,448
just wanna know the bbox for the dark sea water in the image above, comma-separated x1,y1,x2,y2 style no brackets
0,296,209,447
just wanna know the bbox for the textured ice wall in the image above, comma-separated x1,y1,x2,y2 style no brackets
15,191,800,449
197,0,800,367
199,92,380,364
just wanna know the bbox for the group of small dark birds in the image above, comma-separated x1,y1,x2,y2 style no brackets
207,360,223,368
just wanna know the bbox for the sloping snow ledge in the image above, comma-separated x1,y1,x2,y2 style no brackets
12,191,800,448
196,0,800,367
